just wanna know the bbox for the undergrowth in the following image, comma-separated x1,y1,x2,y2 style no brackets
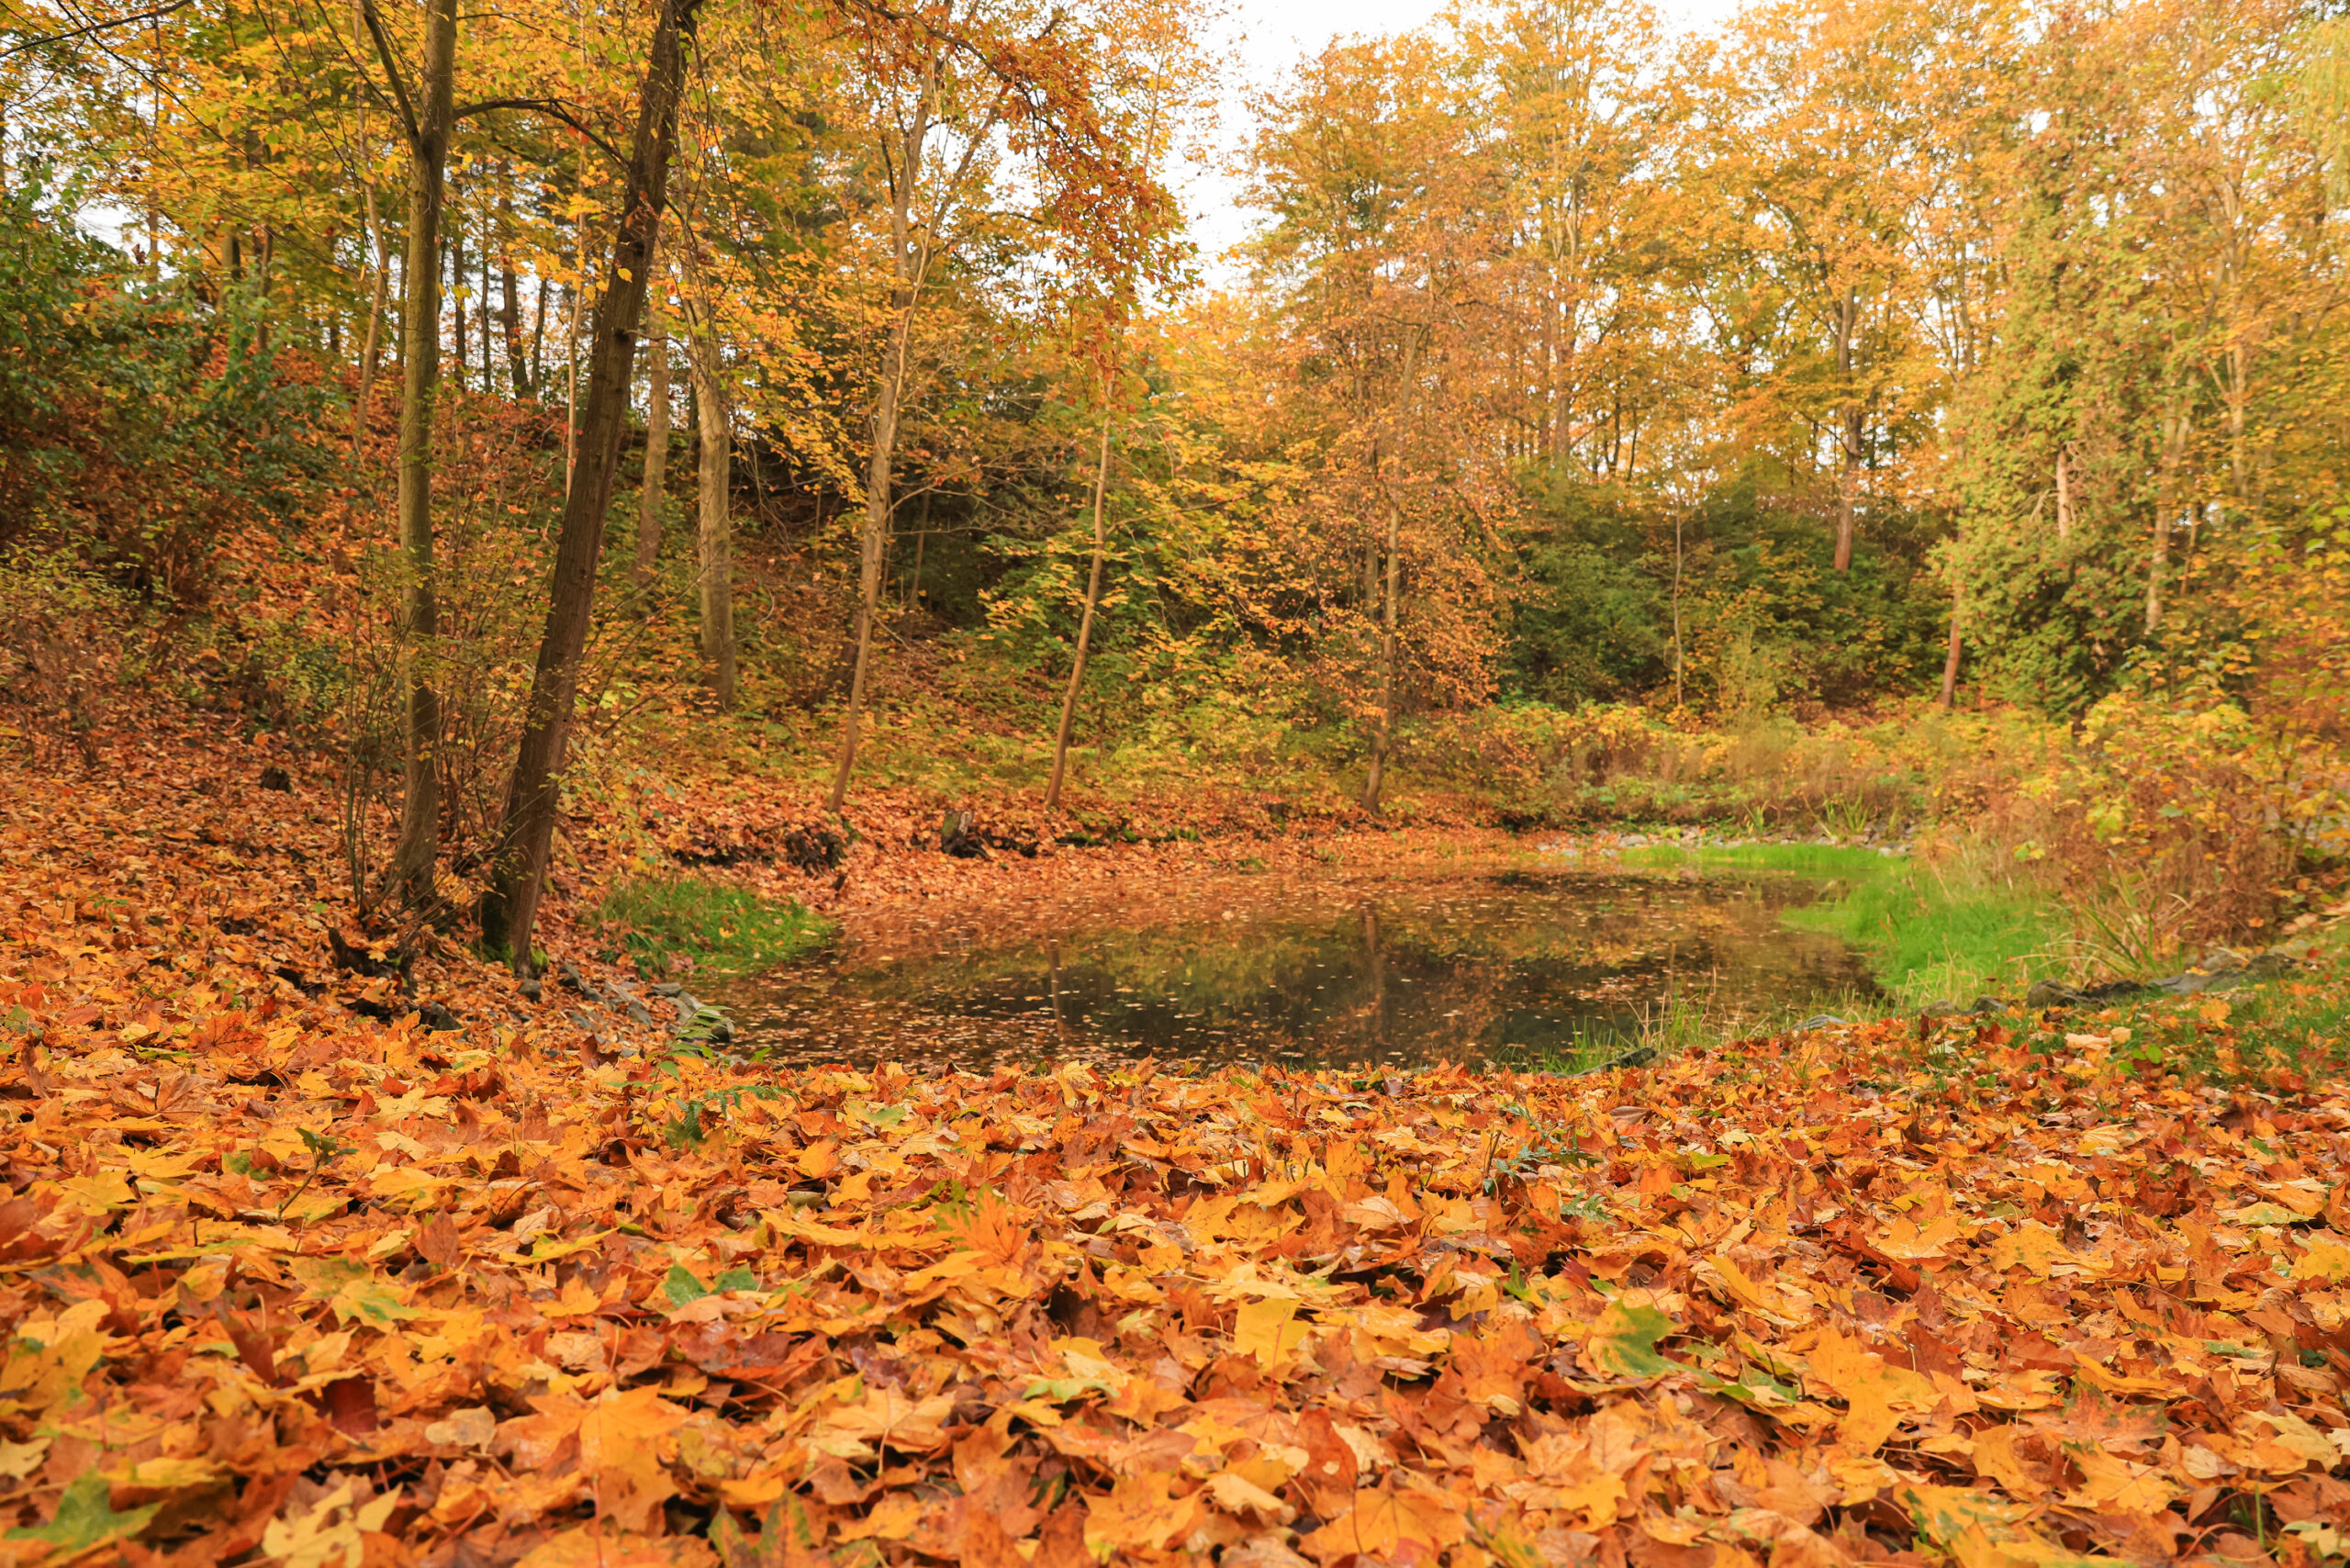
1625,841,2070,1008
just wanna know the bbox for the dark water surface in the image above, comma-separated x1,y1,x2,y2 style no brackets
710,862,1880,1074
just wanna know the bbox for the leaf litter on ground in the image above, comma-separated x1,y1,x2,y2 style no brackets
1,729,2347,1568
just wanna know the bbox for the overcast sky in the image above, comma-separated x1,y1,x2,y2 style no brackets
1178,0,1748,266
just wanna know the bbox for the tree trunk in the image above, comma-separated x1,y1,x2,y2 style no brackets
528,275,548,395
2053,442,2073,540
688,322,737,707
1046,379,1115,812
448,195,467,395
1360,462,1402,817
499,179,529,397
1939,583,1962,709
1832,287,1860,573
372,0,458,911
827,297,911,812
632,299,669,593
480,0,699,968
904,488,930,610
1672,510,1684,710
2148,406,2188,634
352,174,390,454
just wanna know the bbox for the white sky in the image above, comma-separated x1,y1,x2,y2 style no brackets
1179,0,1748,267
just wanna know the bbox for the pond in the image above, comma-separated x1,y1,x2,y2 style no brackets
708,858,1884,1074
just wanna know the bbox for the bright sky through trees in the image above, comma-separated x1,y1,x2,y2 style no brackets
1183,0,1746,258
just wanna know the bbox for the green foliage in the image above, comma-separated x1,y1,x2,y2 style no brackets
0,185,331,602
589,875,832,979
1628,841,2067,1005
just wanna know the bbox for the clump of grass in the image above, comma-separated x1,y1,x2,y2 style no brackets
590,875,832,979
1628,841,2068,1009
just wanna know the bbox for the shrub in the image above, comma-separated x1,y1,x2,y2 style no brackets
0,186,331,603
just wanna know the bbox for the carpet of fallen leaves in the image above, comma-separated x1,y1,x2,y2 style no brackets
5,739,2350,1568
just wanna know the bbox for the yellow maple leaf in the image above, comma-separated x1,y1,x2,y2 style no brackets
1083,1470,1203,1553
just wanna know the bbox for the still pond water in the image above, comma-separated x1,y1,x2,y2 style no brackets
711,859,1880,1074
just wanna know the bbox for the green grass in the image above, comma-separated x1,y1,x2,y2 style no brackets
589,875,834,979
1625,842,2068,1009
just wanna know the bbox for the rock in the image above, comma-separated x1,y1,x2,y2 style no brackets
566,1008,599,1032
420,1002,461,1032
258,765,292,792
941,810,979,857
2025,980,2081,1009
1798,1014,1847,1031
675,991,701,1020
2244,951,2296,978
558,960,587,992
2198,946,2249,974
1970,995,2009,1014
1919,998,1962,1017
651,982,682,998
518,979,543,1002
624,999,654,1025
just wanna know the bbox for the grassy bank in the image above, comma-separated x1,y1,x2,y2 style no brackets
588,874,834,980
1625,842,2070,1009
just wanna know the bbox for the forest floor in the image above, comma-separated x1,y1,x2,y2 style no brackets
3,690,2349,1568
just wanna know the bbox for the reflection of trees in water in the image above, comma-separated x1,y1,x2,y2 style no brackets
721,869,1880,1070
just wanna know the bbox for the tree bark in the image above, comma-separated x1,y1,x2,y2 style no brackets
480,0,699,968
2148,405,2188,634
1832,287,1860,573
632,297,669,593
2053,442,2073,540
499,179,529,397
688,320,736,707
352,174,390,454
828,317,900,809
1045,376,1115,812
1360,454,1402,817
1939,583,1962,709
366,0,458,911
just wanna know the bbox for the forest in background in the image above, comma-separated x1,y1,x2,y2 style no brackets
0,0,2346,967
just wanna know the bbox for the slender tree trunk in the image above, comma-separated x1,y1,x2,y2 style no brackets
478,220,495,392
1832,287,1860,573
448,194,467,395
688,322,736,707
528,275,548,394
1672,510,1684,710
2053,442,2073,540
1939,583,1962,709
370,0,458,911
481,0,699,967
632,298,669,592
1360,482,1403,816
498,180,528,397
2148,406,2188,634
828,300,912,812
352,176,390,454
905,489,929,610
1046,376,1115,812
